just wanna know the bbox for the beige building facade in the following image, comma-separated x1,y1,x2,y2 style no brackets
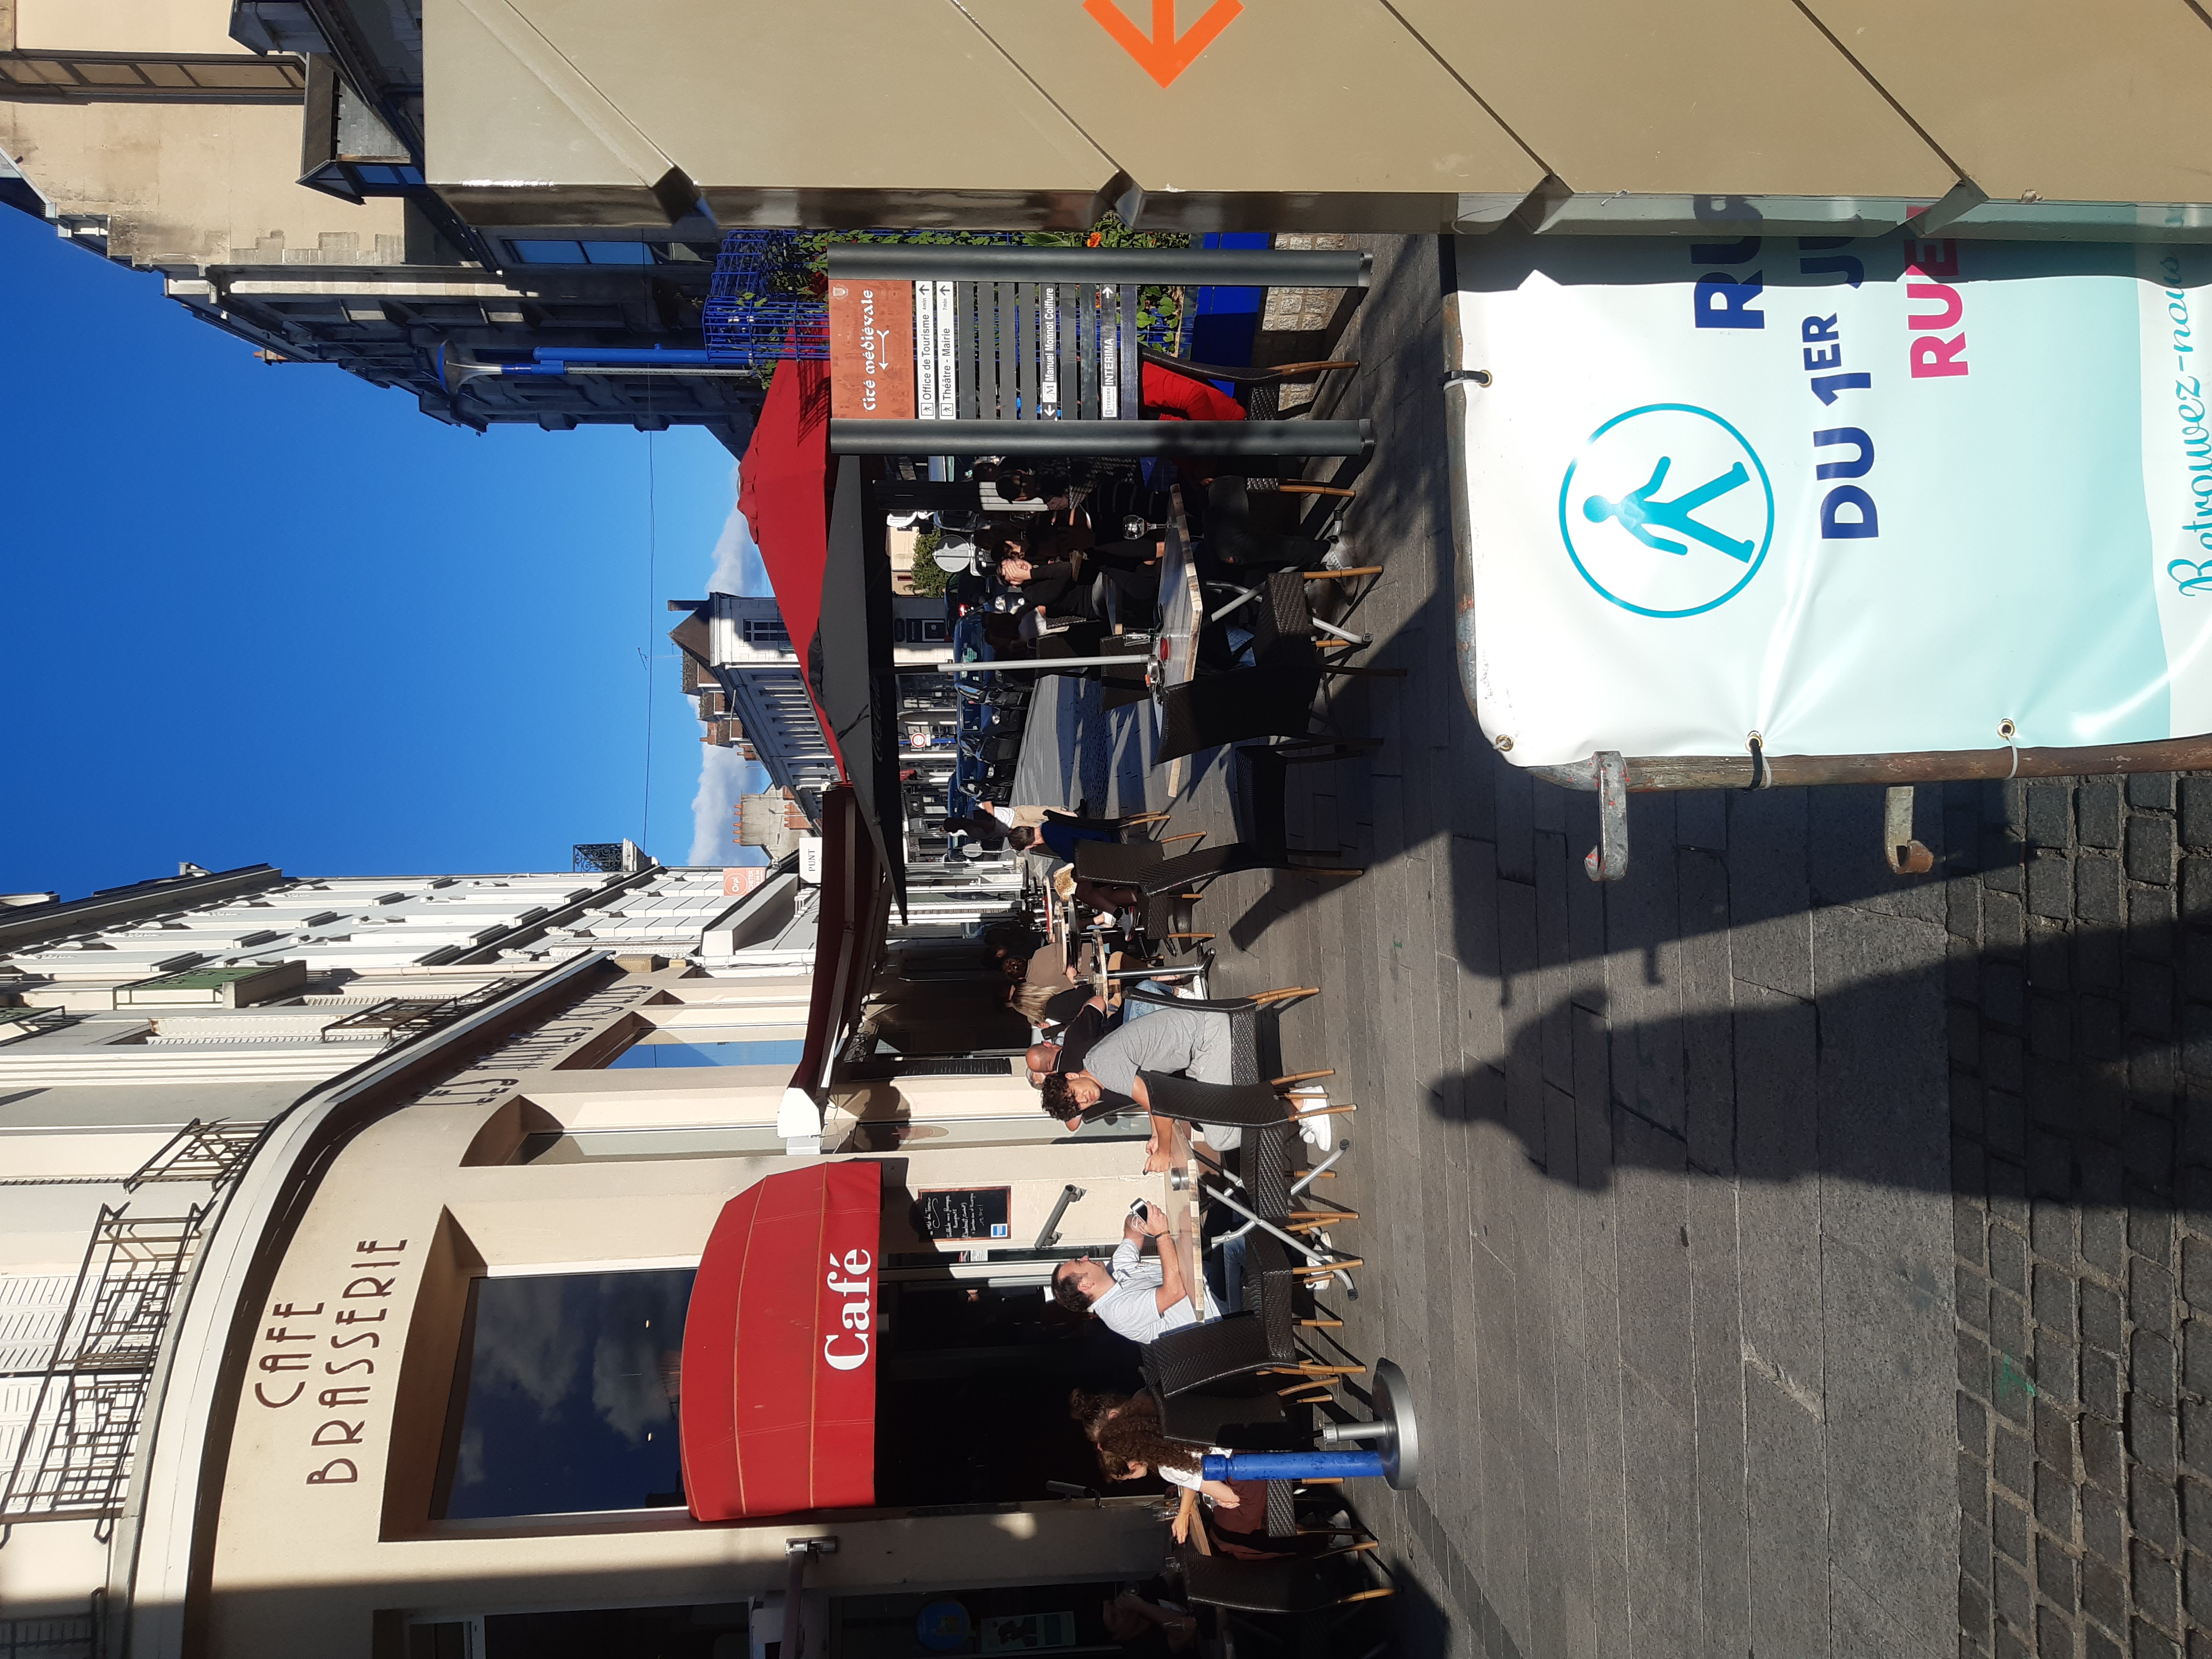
0,843,1171,1658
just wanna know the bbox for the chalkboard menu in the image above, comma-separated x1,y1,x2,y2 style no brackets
913,1187,1013,1242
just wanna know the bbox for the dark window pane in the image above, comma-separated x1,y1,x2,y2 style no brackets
604,1038,806,1070
511,239,584,264
438,1270,694,1519
582,241,655,265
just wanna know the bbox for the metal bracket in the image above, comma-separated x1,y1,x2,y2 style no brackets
1584,750,1629,883
1884,785,1934,875
1033,1183,1086,1250
782,1537,839,1659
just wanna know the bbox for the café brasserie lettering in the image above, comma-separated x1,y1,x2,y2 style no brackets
253,1236,409,1487
248,980,653,1487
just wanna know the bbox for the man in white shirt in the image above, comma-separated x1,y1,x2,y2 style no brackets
1049,1201,1201,1346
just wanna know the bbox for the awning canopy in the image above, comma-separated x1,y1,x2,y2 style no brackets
681,1160,883,1521
738,353,838,760
739,359,907,911
821,454,908,912
775,783,893,1141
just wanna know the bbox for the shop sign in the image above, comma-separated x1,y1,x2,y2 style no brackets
251,1236,411,1489
829,279,916,418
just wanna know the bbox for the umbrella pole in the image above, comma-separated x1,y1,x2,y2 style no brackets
934,656,1154,674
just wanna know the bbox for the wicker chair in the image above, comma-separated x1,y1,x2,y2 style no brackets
1153,1384,1295,1450
1121,984,1320,1086
1156,667,1325,762
1142,1312,1285,1397
1203,477,1338,572
1234,739,1377,859
1083,840,1363,897
1174,1542,1395,1611
1139,1071,1298,1135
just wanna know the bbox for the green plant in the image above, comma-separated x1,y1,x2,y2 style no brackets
904,527,951,596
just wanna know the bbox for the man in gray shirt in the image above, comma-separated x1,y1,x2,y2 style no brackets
1037,1003,1242,1170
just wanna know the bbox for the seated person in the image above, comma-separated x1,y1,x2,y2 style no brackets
1100,1587,1199,1655
1009,817,1114,862
1027,991,1108,1082
1050,1201,1199,1345
1038,1002,1240,1168
1027,969,1187,1083
995,550,1090,615
1000,547,1161,624
1070,1388,1249,1544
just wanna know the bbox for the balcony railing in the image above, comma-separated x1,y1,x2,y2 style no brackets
1,1208,208,1529
318,978,512,1044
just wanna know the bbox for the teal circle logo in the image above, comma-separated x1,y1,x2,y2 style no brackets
1557,404,1774,618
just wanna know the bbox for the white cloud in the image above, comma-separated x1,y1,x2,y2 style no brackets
707,461,766,596
688,462,776,864
689,745,769,864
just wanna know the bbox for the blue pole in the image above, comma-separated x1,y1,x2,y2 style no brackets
1201,1451,1385,1482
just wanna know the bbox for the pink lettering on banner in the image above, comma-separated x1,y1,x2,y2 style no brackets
1904,238,1968,378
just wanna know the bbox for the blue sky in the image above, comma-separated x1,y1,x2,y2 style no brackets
0,204,767,900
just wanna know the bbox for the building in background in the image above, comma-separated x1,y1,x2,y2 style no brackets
0,818,1184,1659
735,789,809,862
0,0,755,448
665,592,952,826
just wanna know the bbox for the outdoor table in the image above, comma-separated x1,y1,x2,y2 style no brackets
1152,487,1204,699
1152,1115,1202,1309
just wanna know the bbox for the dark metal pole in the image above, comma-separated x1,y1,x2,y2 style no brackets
832,418,1372,458
827,245,1371,289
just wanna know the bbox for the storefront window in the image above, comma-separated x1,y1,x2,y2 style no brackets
434,1269,695,1519
603,1036,805,1070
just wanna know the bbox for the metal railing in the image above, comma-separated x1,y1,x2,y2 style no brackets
1,1208,207,1528
319,978,511,1044
572,842,628,873
0,1596,101,1659
121,1118,266,1193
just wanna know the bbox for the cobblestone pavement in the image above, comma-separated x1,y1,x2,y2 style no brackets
1026,235,2212,1657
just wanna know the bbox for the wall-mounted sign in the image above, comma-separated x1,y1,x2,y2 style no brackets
912,1186,1012,1241
829,279,915,418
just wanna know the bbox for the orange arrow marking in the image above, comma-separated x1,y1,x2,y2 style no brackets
1083,0,1244,89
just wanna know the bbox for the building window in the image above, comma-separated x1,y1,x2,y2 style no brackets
603,1037,806,1070
350,163,425,191
742,617,790,647
434,1270,694,1520
508,240,659,266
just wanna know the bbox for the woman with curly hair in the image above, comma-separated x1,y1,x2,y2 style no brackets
1070,1389,1241,1539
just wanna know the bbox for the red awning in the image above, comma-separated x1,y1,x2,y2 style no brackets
781,784,891,1131
737,354,842,774
681,1160,882,1520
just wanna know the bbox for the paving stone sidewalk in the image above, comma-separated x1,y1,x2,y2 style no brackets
1026,234,2212,1658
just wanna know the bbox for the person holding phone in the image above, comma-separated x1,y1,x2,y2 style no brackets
1047,1199,1199,1346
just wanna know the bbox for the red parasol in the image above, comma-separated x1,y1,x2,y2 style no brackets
737,353,844,774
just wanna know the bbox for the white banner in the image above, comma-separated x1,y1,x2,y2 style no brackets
1450,233,2212,766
